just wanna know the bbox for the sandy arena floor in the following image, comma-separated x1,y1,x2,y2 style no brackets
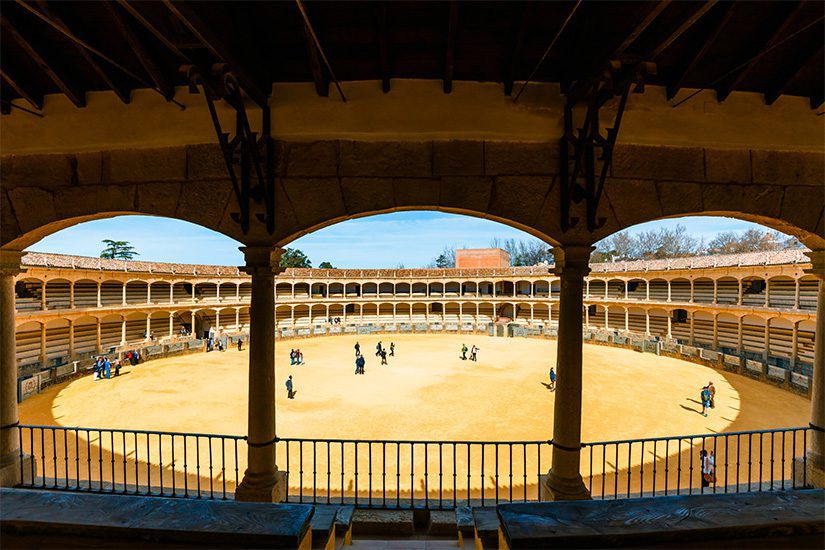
19,334,810,501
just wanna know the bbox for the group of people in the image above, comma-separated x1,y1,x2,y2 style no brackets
700,449,716,487
351,341,396,374
700,382,716,417
93,356,121,380
206,337,225,352
327,317,343,325
290,349,305,365
460,344,479,361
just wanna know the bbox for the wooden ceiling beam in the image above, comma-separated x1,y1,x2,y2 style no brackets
302,21,329,97
717,2,805,102
378,3,390,93
162,0,269,108
34,1,131,104
503,2,532,96
0,68,44,110
666,2,736,101
103,2,173,100
650,1,717,59
117,1,191,63
613,0,670,57
443,1,458,94
765,43,822,105
0,15,85,107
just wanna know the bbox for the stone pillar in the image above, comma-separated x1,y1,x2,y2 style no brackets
604,307,609,329
40,281,46,311
795,279,801,310
713,279,718,304
585,280,590,298
689,311,695,345
190,311,196,336
235,246,286,502
96,282,102,308
216,283,221,301
192,284,197,303
584,304,589,328
69,282,75,309
540,245,593,501
0,250,34,485
796,250,825,487
604,281,608,300
737,316,743,352
667,280,672,302
689,280,694,303
763,320,770,361
764,279,770,308
738,279,743,305
624,308,629,332
121,317,127,345
95,318,102,353
39,324,47,366
169,313,174,338
667,315,672,339
236,309,241,329
145,316,151,340
645,281,649,301
122,284,127,306
645,310,650,336
147,283,152,305
712,315,718,349
792,322,799,368
216,311,221,334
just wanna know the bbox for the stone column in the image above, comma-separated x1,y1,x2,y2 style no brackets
190,311,196,336
764,279,770,308
145,316,151,340
39,324,47,366
763,320,770,361
236,309,240,329
147,283,152,305
121,317,127,345
40,281,46,311
192,284,196,303
667,315,672,339
216,311,221,334
0,250,33,485
689,311,695,345
689,280,694,303
96,282,102,308
712,315,718,349
713,279,718,304
792,322,799,368
168,313,174,338
541,245,593,501
584,304,589,328
796,250,825,487
737,316,743,352
624,308,629,332
645,310,650,336
236,246,286,503
69,282,75,309
738,280,743,305
95,318,102,353
645,281,650,301
604,307,609,329
667,281,672,302
122,284,127,306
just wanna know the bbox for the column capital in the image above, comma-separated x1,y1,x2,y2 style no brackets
804,250,825,281
550,245,594,278
239,246,285,276
0,250,25,277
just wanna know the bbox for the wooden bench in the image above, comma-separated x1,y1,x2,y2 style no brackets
0,488,314,548
497,489,825,549
310,505,354,549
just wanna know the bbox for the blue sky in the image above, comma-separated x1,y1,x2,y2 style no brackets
29,212,773,268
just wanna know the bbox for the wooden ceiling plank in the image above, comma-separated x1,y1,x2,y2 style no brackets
613,0,670,57
0,68,44,110
34,1,131,104
666,2,736,101
717,2,805,102
104,2,173,100
650,1,717,59
162,0,269,108
443,0,458,94
303,21,329,97
0,15,85,107
117,0,191,63
503,1,532,96
765,43,823,105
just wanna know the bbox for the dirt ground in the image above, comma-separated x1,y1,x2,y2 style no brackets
19,334,810,501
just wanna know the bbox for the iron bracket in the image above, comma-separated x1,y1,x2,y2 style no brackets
183,64,275,236
560,61,655,233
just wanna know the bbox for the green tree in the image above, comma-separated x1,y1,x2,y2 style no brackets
100,240,138,260
318,261,335,269
279,248,312,268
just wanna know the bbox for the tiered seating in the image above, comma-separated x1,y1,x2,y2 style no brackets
72,318,98,356
692,278,715,303
606,280,625,299
669,279,691,302
73,280,98,308
15,279,42,312
647,279,668,301
768,277,796,309
626,280,647,300
691,313,714,347
149,282,172,304
798,277,818,310
99,316,122,350
587,280,606,299
15,322,41,366
194,283,218,302
741,317,766,356
218,282,238,300
716,277,739,304
124,281,148,305
716,315,739,350
172,282,193,303
100,281,123,306
44,279,72,310
741,278,767,307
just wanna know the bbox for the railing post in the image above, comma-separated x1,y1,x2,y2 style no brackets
795,250,825,487
0,250,34,486
540,245,593,501
235,246,287,502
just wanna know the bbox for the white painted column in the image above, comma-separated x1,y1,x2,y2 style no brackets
169,313,174,338
290,307,295,327
604,281,608,300
169,283,174,304
645,281,650,301
236,283,241,301
604,307,609,329
216,283,221,302
122,283,127,306
542,245,593,501
585,280,590,298
235,246,285,502
190,311,196,337
192,284,197,303
120,317,127,345
530,304,534,324
584,304,589,328
624,281,629,300
393,304,397,323
145,315,151,340
215,310,220,334
624,307,629,332
236,308,240,329
689,280,694,303
0,251,29,486
667,315,672,339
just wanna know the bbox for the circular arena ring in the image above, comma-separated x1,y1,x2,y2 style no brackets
19,332,809,505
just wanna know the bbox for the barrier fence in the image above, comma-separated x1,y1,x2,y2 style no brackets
16,425,811,507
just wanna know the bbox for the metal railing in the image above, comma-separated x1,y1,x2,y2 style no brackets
16,425,811,507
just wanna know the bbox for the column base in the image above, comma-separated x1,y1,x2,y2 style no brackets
0,452,35,487
235,469,287,503
793,456,825,489
539,471,591,501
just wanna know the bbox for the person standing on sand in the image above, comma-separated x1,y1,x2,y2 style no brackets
380,349,388,365
237,338,243,352
355,342,361,357
700,385,711,417
389,342,395,357
286,375,294,399
376,342,383,356
470,345,479,362
549,367,556,391
461,344,468,360
707,381,716,409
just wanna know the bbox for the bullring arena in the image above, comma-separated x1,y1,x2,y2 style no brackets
11,250,814,504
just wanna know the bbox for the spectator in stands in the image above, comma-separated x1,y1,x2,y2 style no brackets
285,375,294,399
700,385,712,417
